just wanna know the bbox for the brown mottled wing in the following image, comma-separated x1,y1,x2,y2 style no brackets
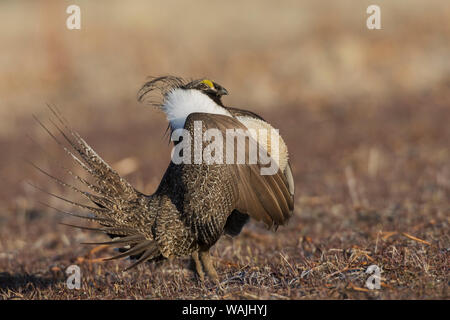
184,113,294,228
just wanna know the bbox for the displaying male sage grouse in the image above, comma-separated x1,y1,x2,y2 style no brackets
35,76,295,285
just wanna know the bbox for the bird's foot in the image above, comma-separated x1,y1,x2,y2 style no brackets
191,249,224,291
191,251,205,283
199,250,224,290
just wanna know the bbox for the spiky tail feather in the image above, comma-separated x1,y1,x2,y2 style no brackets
31,105,160,269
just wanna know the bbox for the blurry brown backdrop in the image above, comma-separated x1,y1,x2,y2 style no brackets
0,1,448,299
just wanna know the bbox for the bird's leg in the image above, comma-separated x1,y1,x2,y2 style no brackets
191,251,205,282
199,249,220,287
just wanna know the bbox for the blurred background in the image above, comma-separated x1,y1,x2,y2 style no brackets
0,0,448,298
1,0,448,203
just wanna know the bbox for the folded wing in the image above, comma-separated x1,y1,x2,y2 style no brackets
183,113,294,229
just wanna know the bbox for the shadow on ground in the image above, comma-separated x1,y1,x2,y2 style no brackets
0,272,63,296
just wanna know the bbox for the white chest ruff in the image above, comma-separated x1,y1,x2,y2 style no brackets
161,90,288,171
162,89,231,129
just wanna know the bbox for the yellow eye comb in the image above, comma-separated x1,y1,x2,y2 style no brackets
200,79,215,89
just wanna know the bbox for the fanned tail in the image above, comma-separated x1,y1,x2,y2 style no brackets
30,106,160,269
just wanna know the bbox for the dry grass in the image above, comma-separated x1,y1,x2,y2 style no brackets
0,1,449,299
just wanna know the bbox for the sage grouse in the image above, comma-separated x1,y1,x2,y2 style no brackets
36,76,295,284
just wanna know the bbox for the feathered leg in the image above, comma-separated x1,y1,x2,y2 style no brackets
191,251,205,282
199,249,220,286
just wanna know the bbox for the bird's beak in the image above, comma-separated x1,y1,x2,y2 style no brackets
217,87,228,96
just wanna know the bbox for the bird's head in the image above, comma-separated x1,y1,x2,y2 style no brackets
137,76,231,130
138,76,228,106
181,79,228,106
